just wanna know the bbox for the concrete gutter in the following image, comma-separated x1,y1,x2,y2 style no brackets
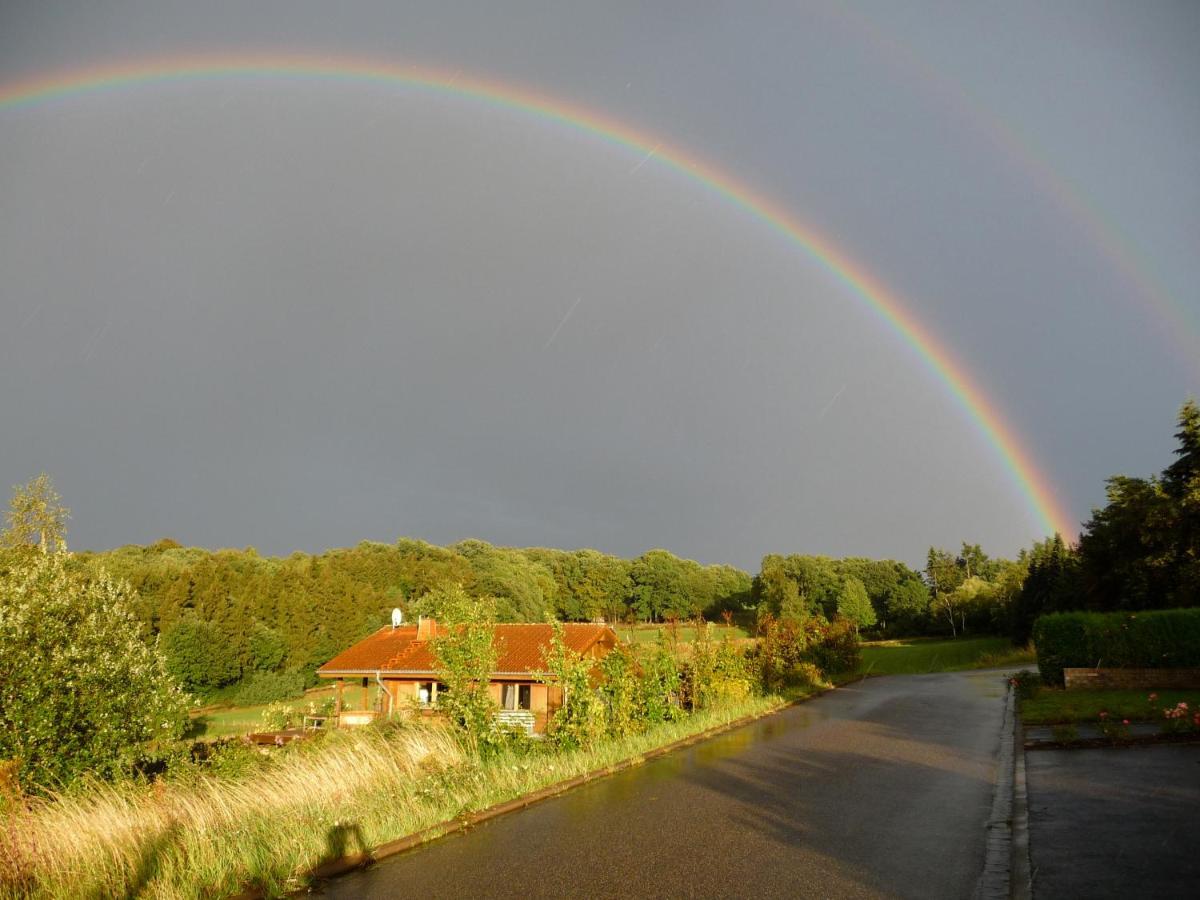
972,680,1033,900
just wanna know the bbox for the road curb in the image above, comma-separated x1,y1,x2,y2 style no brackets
1011,711,1032,900
295,685,837,893
974,682,1017,900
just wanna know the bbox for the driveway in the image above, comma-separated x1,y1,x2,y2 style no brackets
1026,743,1200,898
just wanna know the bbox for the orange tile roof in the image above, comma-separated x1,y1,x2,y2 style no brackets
317,622,618,677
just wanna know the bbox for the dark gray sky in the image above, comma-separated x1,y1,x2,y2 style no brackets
2,1,1197,569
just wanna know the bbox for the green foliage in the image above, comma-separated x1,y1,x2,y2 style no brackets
1008,670,1042,701
234,670,306,705
805,617,862,674
1011,534,1078,643
427,584,500,749
1062,401,1200,613
1033,608,1200,686
886,578,931,632
2,474,69,553
539,621,608,749
680,623,757,710
71,536,751,696
635,642,684,726
837,577,876,629
451,540,554,622
596,646,640,737
753,613,860,690
160,614,242,693
247,621,287,672
258,701,296,732
0,549,190,789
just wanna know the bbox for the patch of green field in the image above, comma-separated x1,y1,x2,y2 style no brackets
1019,688,1198,725
188,682,383,740
617,624,749,645
857,636,1033,675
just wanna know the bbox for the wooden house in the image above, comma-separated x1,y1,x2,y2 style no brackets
317,618,619,734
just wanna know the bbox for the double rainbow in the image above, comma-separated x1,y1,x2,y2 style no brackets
0,54,1075,540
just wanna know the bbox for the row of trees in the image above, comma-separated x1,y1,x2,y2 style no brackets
754,543,1045,640
1010,400,1200,638
754,554,930,633
71,536,749,694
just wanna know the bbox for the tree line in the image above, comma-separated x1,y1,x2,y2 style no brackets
65,536,750,694
1010,399,1200,641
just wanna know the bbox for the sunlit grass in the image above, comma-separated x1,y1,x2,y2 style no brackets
189,683,383,740
617,623,750,645
1,695,784,899
857,636,1033,675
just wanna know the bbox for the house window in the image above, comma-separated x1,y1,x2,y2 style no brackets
501,683,532,711
417,682,434,706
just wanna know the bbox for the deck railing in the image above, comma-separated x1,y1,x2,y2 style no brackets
495,709,536,734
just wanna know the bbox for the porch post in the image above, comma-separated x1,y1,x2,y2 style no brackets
335,679,344,718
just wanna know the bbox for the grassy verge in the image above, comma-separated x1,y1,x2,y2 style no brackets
857,636,1034,675
1019,688,1199,725
1,694,787,899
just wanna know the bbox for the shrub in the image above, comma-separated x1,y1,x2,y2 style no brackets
680,624,756,710
1033,608,1200,686
754,614,861,690
259,701,295,732
597,646,640,737
1009,669,1042,701
636,644,684,725
0,549,190,789
806,617,862,674
233,670,306,705
540,622,608,750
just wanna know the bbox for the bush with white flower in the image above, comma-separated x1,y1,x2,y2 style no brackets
0,547,191,789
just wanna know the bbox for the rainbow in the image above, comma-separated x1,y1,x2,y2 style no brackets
0,54,1075,540
830,4,1200,377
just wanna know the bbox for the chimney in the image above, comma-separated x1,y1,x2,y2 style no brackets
417,616,437,642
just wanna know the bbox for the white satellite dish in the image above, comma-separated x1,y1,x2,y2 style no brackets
391,607,403,629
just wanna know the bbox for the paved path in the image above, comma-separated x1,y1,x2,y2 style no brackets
1027,744,1200,898
321,670,1010,899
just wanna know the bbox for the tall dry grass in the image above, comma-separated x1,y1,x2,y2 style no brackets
0,725,464,899
1,694,784,898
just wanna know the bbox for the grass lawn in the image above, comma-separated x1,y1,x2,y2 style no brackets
857,636,1034,675
1019,688,1199,725
188,682,384,740
617,623,749,645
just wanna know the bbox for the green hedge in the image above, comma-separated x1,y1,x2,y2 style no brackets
1034,609,1200,686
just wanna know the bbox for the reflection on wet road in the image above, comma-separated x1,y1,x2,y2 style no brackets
321,670,1009,899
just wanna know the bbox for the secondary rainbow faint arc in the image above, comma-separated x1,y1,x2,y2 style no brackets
0,54,1075,539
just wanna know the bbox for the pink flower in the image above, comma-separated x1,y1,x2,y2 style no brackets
1148,693,1158,701
1122,719,1130,725
1099,711,1109,719
1180,702,1189,710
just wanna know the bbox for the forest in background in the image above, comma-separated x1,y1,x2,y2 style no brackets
11,397,1199,703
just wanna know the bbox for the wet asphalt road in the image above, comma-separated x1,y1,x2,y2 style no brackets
320,671,1009,899
1027,743,1200,899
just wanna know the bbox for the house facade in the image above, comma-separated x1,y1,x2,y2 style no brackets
317,618,619,734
